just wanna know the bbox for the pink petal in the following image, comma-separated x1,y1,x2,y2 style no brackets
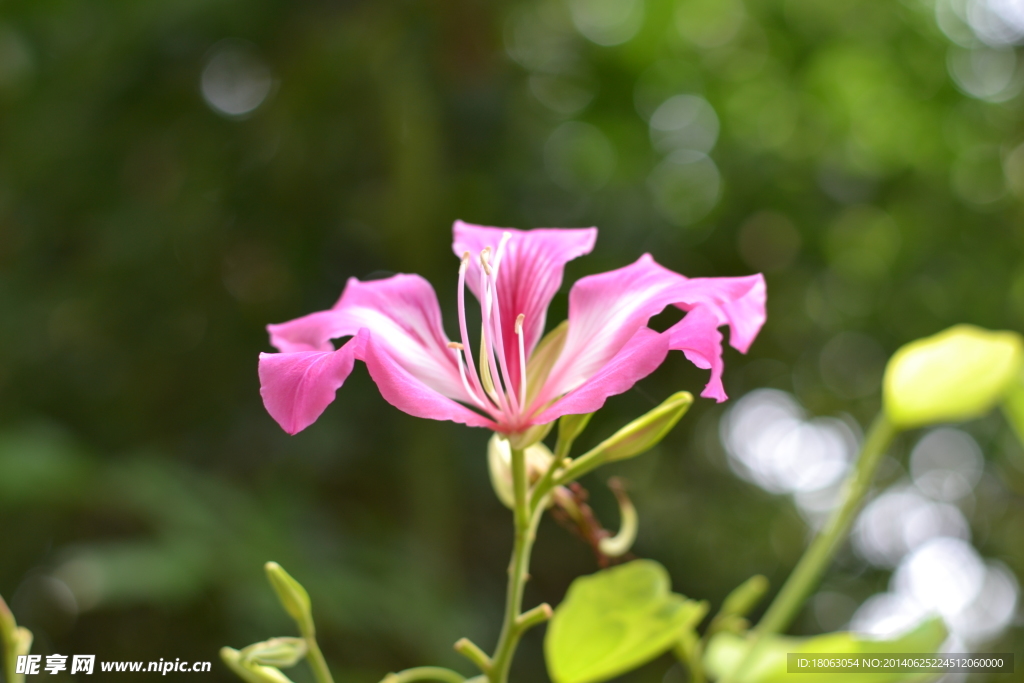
539,255,681,402
268,310,350,353
452,221,596,395
268,274,470,403
259,335,362,435
538,255,765,407
360,331,498,430
532,327,669,424
666,305,727,402
672,273,766,354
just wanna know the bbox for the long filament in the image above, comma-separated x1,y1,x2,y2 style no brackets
456,252,491,408
484,233,521,414
448,342,490,412
479,250,513,417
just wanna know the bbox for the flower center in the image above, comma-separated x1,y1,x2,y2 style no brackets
449,231,527,427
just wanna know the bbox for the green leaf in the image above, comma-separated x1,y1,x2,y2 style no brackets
545,560,707,683
704,617,947,683
883,325,1023,429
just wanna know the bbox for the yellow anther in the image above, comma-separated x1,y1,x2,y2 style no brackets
515,314,525,335
447,342,465,350
479,247,493,276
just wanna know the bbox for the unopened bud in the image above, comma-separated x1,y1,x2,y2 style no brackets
220,647,297,683
596,392,693,462
884,325,1023,429
720,575,768,619
240,638,307,669
13,626,33,659
488,434,555,508
556,412,593,455
0,592,15,638
264,563,313,635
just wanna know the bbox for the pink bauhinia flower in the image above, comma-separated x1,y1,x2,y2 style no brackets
259,221,766,438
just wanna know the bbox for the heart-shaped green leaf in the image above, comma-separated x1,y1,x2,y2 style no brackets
545,560,706,683
704,616,947,683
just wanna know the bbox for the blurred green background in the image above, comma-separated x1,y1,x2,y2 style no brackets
1,0,1023,680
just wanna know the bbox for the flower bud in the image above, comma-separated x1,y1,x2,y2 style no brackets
1,593,33,664
264,563,313,635
488,433,555,508
883,325,1023,429
720,575,768,619
12,626,33,659
556,412,593,454
240,638,307,669
220,647,297,683
595,392,693,463
0,593,15,639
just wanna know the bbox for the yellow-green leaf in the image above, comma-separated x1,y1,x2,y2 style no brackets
704,617,947,683
545,560,707,683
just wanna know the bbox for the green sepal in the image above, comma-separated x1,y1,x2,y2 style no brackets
526,320,569,407
704,617,947,683
264,562,314,635
545,559,708,683
883,324,1023,429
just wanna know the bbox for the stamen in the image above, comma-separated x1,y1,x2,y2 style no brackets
479,262,515,416
451,346,488,411
447,342,465,350
515,313,528,406
479,247,493,276
456,250,494,414
492,231,512,272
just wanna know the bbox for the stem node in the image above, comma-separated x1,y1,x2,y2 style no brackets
454,638,492,674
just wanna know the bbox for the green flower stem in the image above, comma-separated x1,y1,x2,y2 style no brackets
725,415,896,683
380,666,467,682
756,415,896,636
488,446,550,683
299,625,335,683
